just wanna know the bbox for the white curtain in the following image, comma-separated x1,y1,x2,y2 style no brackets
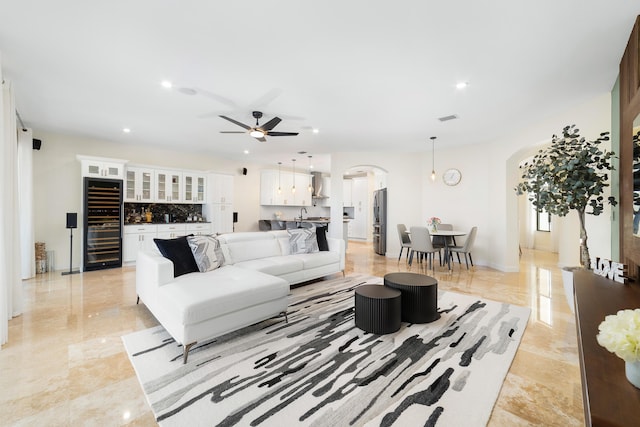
1,63,23,347
18,128,34,279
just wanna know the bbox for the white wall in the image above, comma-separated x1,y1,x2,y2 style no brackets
32,131,262,271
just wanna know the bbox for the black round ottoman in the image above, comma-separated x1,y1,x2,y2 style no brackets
354,284,401,334
384,272,439,323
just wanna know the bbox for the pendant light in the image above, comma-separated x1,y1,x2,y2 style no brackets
430,136,437,181
291,159,296,194
307,155,313,193
277,162,282,194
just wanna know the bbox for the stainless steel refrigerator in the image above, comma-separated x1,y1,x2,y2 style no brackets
372,188,387,255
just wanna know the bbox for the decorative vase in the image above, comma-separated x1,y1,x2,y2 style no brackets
432,224,438,232
626,360,640,389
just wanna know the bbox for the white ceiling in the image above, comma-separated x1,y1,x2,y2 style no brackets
1,1,638,173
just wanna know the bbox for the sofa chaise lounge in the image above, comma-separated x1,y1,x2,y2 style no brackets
136,229,345,363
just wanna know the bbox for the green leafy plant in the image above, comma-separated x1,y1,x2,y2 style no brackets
515,125,617,269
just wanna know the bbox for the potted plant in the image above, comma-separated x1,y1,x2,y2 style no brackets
515,125,617,309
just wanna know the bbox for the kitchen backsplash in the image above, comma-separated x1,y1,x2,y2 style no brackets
124,203,204,224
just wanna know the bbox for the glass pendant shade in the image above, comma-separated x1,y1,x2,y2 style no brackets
291,159,296,194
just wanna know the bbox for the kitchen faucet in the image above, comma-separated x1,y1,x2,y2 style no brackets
299,207,307,221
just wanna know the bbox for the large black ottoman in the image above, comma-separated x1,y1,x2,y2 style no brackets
384,272,439,323
354,284,401,334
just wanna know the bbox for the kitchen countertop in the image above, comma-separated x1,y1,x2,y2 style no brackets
125,222,211,226
270,218,330,223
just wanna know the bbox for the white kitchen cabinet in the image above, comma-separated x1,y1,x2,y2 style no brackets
78,155,126,179
343,179,353,207
293,174,312,207
183,172,207,203
185,223,212,236
260,170,312,206
260,170,278,205
210,204,233,234
124,167,155,202
123,224,157,263
156,223,187,239
209,173,234,204
155,170,182,202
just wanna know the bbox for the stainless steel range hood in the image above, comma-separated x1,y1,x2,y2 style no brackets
311,172,328,199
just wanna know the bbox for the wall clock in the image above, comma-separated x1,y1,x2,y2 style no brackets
443,168,462,186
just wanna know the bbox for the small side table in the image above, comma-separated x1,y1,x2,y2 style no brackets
384,272,439,323
354,284,401,334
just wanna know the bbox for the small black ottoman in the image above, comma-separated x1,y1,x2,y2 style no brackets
354,284,401,334
384,272,439,323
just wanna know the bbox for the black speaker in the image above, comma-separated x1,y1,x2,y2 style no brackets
32,139,42,150
233,212,238,223
242,167,247,175
66,213,77,229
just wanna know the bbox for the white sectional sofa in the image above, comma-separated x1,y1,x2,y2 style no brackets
136,230,345,363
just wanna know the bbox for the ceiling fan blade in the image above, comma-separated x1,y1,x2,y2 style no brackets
193,87,238,109
220,131,246,134
255,137,268,142
219,115,251,130
267,131,299,136
260,117,282,131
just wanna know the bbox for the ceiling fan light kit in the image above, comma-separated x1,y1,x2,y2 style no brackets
219,110,299,141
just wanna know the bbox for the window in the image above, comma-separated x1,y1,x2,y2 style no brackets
537,209,551,232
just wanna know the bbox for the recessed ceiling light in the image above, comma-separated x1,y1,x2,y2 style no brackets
161,80,173,89
122,128,131,133
243,149,249,154
456,82,469,89
312,129,319,134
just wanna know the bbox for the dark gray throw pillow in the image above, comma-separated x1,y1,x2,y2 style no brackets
154,236,199,277
315,225,329,251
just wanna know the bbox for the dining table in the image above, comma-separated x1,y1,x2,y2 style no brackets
429,229,467,270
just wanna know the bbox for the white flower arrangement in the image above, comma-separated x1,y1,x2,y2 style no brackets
596,309,640,362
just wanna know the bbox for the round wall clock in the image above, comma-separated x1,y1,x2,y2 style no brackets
443,168,462,186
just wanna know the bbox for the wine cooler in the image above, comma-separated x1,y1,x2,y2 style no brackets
83,177,123,271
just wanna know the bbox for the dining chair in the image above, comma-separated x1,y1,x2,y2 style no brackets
449,226,477,269
432,223,455,265
408,226,440,270
397,224,412,262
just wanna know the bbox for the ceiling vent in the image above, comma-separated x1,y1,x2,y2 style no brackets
438,114,459,122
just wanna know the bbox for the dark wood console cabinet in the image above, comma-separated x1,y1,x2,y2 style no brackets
573,270,640,426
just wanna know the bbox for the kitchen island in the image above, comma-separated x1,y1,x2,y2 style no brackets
258,218,330,230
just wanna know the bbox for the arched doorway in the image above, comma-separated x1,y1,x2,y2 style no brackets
341,165,388,253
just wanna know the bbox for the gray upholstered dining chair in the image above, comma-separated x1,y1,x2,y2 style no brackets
431,223,453,264
397,224,412,262
408,226,440,270
449,226,477,269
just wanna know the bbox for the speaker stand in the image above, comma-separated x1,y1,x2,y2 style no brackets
61,227,80,276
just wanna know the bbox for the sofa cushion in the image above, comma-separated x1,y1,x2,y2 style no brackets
233,256,304,276
291,250,340,269
288,228,319,254
187,235,224,272
315,225,329,251
160,266,289,325
154,236,199,277
217,232,282,264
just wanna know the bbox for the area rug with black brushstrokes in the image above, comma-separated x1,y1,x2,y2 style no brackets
122,274,530,427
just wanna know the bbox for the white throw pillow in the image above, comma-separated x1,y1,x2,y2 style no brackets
187,235,225,272
288,228,319,254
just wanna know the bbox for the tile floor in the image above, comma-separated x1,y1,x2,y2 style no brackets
0,242,583,426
